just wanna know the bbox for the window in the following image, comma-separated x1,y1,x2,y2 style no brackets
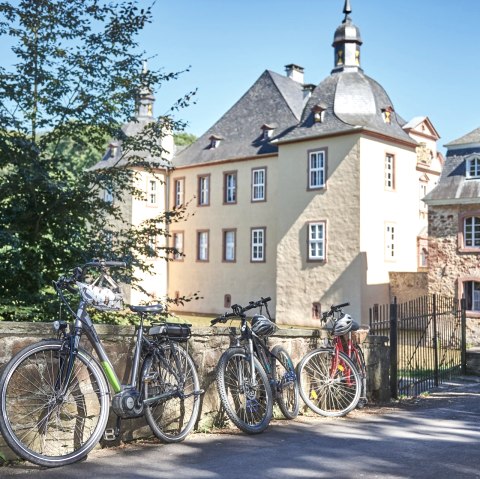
148,179,158,206
464,217,480,248
464,281,480,311
308,222,325,261
174,178,185,207
308,150,326,189
251,228,265,262
104,189,113,203
385,153,395,190
224,172,237,204
147,234,156,257
197,230,209,261
172,232,184,261
252,168,266,202
466,156,480,179
223,229,236,262
198,175,210,206
385,223,396,260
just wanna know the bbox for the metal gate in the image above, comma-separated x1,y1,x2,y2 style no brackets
369,295,466,398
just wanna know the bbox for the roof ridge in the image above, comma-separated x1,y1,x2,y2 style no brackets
266,70,303,121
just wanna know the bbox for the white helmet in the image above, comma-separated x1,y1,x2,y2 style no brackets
333,313,354,336
251,314,277,337
77,282,123,311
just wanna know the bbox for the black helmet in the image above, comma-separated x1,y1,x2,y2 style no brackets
251,314,277,337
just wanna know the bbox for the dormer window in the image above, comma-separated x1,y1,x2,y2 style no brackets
261,124,275,140
108,142,118,159
312,103,327,123
209,134,223,149
382,106,394,124
466,155,480,179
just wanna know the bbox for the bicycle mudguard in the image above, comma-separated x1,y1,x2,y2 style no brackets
149,323,192,341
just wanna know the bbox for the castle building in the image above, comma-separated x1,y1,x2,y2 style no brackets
100,1,443,325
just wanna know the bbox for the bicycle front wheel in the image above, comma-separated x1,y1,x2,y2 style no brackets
270,345,299,419
143,343,200,443
297,348,361,417
0,340,110,467
216,347,273,434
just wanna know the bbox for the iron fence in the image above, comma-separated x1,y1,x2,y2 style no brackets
369,294,466,398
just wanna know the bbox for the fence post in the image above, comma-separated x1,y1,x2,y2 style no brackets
461,297,467,374
432,294,439,387
390,297,398,399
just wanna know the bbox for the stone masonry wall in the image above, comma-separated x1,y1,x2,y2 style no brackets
0,322,389,461
428,205,480,346
389,272,428,303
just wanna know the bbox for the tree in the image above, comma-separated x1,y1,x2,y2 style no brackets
0,0,196,320
174,132,197,147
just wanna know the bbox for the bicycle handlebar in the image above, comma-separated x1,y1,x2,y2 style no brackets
321,302,350,321
211,297,272,326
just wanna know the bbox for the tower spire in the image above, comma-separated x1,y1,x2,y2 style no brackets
136,59,155,119
343,0,352,22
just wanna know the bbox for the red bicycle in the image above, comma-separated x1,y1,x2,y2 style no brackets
297,302,366,417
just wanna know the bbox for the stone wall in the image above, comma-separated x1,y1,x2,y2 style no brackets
428,205,480,346
0,321,389,461
389,272,428,303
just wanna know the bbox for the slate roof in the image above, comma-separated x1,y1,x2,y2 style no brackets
444,127,480,148
279,71,415,145
424,128,480,204
173,70,304,167
90,117,171,171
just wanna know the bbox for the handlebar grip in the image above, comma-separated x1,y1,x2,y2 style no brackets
262,296,271,303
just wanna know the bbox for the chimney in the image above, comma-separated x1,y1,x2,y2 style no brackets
302,83,316,101
285,64,304,84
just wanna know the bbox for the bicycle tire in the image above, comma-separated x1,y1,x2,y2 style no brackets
297,347,361,417
216,347,273,434
0,340,110,467
143,343,200,443
351,344,368,408
270,345,299,419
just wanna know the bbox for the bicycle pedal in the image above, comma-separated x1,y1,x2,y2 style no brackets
103,428,118,441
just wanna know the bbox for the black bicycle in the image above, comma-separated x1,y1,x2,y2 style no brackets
211,297,299,434
0,260,201,467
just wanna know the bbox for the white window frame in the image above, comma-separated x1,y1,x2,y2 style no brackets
308,150,326,189
385,223,396,260
148,179,158,206
104,188,113,203
308,222,325,261
466,155,480,179
174,178,184,207
197,231,209,261
385,153,395,191
464,217,480,248
251,228,265,262
223,229,236,262
252,168,266,202
464,280,480,311
198,175,210,206
224,172,237,204
173,232,184,260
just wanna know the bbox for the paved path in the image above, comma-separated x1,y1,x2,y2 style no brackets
2,377,480,479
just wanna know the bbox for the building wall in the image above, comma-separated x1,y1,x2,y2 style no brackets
428,205,480,346
168,155,278,316
275,135,363,326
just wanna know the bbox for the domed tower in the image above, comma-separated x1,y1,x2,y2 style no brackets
332,0,363,73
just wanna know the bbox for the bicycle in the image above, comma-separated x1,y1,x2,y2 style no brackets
297,302,366,417
211,297,299,434
0,260,202,467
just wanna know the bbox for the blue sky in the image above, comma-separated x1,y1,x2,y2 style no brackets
138,0,480,153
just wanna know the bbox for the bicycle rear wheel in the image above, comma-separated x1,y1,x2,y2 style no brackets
216,347,273,434
297,347,361,417
143,343,200,443
270,345,299,419
351,344,368,408
0,340,110,467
